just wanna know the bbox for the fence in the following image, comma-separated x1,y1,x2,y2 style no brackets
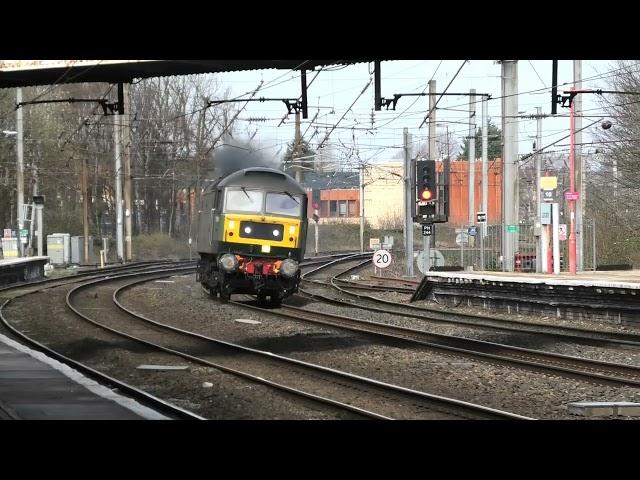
437,220,596,272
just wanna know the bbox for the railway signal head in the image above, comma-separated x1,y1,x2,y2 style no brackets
416,159,437,203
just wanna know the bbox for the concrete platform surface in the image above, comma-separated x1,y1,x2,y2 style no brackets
0,256,49,267
0,332,168,420
425,270,640,290
568,401,640,417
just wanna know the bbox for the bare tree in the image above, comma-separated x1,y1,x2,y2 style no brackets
589,60,640,264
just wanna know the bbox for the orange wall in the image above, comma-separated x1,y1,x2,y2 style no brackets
311,162,502,227
320,189,359,201
448,159,502,226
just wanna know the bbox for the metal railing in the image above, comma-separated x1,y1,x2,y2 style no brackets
437,221,596,272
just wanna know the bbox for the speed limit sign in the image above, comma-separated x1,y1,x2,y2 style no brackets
373,249,392,268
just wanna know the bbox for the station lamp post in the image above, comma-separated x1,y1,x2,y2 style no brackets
559,85,625,275
565,91,614,275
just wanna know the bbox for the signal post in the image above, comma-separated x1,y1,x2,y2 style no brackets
414,159,449,273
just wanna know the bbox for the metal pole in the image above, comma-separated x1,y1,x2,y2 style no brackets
541,218,549,273
123,83,133,262
82,157,89,263
428,81,437,159
403,128,414,277
569,89,577,275
29,165,38,253
424,234,431,272
481,94,488,270
16,88,24,257
592,218,596,271
294,111,302,183
359,163,364,253
36,205,43,257
501,60,519,272
114,100,124,263
427,80,436,274
468,89,476,226
546,224,553,273
535,107,542,272
574,60,583,272
552,202,560,274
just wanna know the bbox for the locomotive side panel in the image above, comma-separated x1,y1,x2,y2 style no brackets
196,190,215,254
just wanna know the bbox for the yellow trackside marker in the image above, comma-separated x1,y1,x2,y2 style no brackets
261,245,271,253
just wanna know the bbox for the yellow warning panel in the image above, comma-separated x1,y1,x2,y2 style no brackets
541,176,558,190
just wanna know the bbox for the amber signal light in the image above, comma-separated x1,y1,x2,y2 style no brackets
420,189,433,201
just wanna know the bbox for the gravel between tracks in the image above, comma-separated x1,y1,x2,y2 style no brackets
119,273,640,420
302,283,640,367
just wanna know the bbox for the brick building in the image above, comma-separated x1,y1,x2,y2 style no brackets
304,159,504,228
447,158,502,226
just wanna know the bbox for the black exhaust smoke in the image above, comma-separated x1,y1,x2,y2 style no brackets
206,138,282,179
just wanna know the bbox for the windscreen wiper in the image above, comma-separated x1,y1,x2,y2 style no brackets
283,191,299,204
241,187,251,200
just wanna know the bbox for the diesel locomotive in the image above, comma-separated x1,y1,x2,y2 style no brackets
195,167,308,304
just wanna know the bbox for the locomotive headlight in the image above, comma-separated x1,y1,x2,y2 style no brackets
244,226,252,234
289,226,296,234
218,253,238,273
280,258,298,278
272,229,280,237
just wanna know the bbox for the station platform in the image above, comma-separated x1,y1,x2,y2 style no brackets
0,256,49,286
0,331,167,420
424,269,640,290
412,269,640,327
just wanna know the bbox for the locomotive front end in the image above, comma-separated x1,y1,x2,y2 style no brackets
196,168,308,304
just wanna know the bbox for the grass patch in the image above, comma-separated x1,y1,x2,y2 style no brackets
132,234,192,261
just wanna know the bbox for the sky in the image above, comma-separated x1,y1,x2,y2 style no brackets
209,60,622,169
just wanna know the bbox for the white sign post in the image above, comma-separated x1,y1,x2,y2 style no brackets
373,249,392,276
552,203,560,274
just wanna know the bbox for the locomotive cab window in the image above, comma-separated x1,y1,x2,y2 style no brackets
224,188,264,213
265,192,302,217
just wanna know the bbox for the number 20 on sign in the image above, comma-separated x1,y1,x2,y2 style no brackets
373,249,392,269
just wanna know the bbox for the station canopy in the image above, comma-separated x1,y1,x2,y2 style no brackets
0,60,374,88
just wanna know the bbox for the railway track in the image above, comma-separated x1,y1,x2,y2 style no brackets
243,299,640,388
15,251,629,418
269,255,640,388
1,254,528,419
104,268,528,420
0,259,197,297
301,257,640,348
0,254,362,421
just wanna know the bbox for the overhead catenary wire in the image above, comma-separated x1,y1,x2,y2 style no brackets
317,78,373,150
12,60,640,194
418,60,467,128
